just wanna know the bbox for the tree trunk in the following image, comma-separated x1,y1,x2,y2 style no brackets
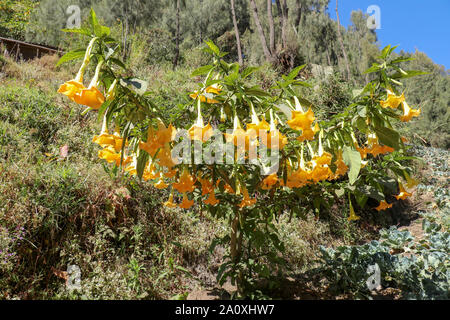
249,0,272,62
294,0,302,28
267,0,275,55
231,0,243,65
281,0,289,50
172,0,180,69
335,0,352,82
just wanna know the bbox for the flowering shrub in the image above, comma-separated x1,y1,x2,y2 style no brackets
57,10,426,295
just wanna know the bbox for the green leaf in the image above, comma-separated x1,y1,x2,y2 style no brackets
191,65,214,77
56,49,86,66
390,57,415,65
343,146,362,185
374,125,400,149
286,64,306,80
205,40,220,56
89,8,99,31
391,70,429,80
241,66,259,79
364,63,382,74
136,150,149,180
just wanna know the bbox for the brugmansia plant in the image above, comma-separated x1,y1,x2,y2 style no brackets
57,10,426,296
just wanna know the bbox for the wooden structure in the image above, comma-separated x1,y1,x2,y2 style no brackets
0,36,62,60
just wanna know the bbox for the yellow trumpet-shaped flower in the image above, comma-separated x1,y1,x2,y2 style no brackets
260,109,287,150
238,187,256,208
172,168,196,194
157,145,177,169
92,116,123,152
154,178,169,190
198,176,214,196
204,191,220,206
75,61,105,110
246,102,269,138
365,133,394,157
189,85,220,104
261,174,278,190
395,183,412,200
98,146,121,165
332,149,349,179
140,126,162,157
188,100,213,142
156,119,177,145
380,89,405,109
143,162,160,181
179,193,194,209
225,114,256,152
58,37,97,103
164,190,177,208
348,201,360,221
375,200,393,212
164,168,178,179
58,80,86,103
286,97,319,142
400,101,421,122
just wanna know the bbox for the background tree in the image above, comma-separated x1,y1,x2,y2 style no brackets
231,0,243,65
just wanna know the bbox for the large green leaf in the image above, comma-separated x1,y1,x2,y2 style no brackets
191,65,214,77
56,49,86,66
374,125,401,149
343,146,362,185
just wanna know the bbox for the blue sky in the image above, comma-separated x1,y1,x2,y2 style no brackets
327,0,450,70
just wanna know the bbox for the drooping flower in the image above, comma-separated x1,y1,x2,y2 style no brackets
204,191,220,206
348,201,360,221
332,149,349,179
375,200,393,211
261,174,278,190
172,168,196,194
246,102,269,138
92,115,123,152
287,97,320,142
75,60,105,110
157,145,177,168
163,168,178,179
98,146,121,165
188,100,213,142
58,37,97,102
164,190,177,208
189,84,221,104
198,176,214,196
380,90,405,109
238,186,256,208
225,114,257,152
105,79,118,101
260,109,287,150
179,193,194,209
395,183,412,200
143,162,160,181
154,178,169,190
365,133,394,157
399,101,421,122
140,126,161,157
